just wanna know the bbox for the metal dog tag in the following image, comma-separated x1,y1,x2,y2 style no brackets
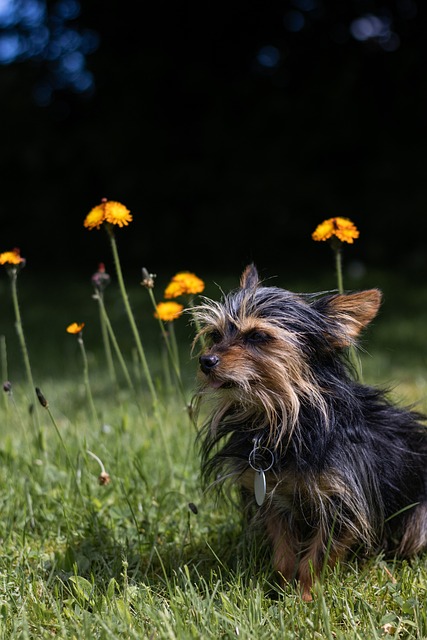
254,470,266,506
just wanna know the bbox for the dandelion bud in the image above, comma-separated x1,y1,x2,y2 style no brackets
35,386,49,408
98,471,111,485
141,267,156,289
188,502,198,514
91,263,111,292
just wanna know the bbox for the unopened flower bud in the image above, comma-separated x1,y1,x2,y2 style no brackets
91,263,111,292
35,387,48,408
141,267,156,289
188,502,198,514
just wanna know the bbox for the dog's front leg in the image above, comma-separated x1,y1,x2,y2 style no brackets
265,513,299,586
297,529,356,602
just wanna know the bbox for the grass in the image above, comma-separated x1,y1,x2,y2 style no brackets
0,265,426,639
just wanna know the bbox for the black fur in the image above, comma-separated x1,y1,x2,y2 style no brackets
193,264,427,600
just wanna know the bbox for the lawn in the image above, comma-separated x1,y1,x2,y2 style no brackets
0,261,426,639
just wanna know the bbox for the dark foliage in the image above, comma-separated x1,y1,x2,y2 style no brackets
1,0,427,275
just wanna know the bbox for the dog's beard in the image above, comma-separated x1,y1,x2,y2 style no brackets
198,363,329,449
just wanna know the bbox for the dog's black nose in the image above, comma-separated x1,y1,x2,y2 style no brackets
199,354,220,374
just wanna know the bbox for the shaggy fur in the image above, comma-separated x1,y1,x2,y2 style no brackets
192,264,427,601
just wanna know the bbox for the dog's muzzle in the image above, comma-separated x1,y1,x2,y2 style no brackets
199,354,220,374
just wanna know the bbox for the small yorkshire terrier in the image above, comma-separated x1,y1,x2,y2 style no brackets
192,264,427,601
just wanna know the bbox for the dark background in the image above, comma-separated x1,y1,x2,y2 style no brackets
1,0,427,282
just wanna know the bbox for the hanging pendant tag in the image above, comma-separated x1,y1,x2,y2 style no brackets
249,436,274,508
254,470,266,506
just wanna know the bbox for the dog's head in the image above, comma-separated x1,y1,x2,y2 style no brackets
193,264,381,440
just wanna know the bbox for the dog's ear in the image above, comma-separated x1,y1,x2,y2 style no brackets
240,263,260,290
320,289,382,347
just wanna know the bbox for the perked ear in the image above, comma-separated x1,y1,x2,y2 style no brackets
240,263,260,290
322,289,382,347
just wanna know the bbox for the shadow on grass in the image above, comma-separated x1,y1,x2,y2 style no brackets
51,502,282,606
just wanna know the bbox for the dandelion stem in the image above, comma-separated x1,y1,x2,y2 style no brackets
86,449,106,474
36,387,85,500
169,323,180,371
334,246,344,295
333,244,363,381
147,288,185,395
106,230,173,468
146,288,197,431
47,404,75,470
9,269,43,445
3,381,26,434
97,294,117,386
86,449,111,484
107,228,158,407
77,333,99,426
1,336,9,412
95,292,136,395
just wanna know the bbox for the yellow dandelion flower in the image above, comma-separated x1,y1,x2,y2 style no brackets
84,204,106,230
104,200,133,227
164,271,205,298
164,280,186,299
333,218,360,243
66,322,85,334
83,198,133,230
312,217,359,244
154,301,184,322
312,219,335,242
0,248,25,265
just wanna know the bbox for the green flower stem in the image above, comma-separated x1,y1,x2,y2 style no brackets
46,403,76,472
36,387,84,501
77,332,99,426
168,322,180,372
96,293,117,387
105,228,172,468
146,287,188,407
3,382,26,435
107,228,158,407
334,246,344,294
86,449,106,475
1,335,9,412
147,287,197,430
332,243,363,381
8,268,43,444
95,292,137,397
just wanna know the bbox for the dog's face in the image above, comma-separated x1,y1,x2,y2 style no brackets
193,264,381,439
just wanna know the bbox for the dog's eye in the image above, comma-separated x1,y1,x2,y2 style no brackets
207,329,222,344
244,330,270,345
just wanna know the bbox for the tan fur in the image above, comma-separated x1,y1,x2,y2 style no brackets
326,289,382,346
194,266,427,603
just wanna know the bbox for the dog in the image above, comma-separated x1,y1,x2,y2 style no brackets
192,264,427,601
